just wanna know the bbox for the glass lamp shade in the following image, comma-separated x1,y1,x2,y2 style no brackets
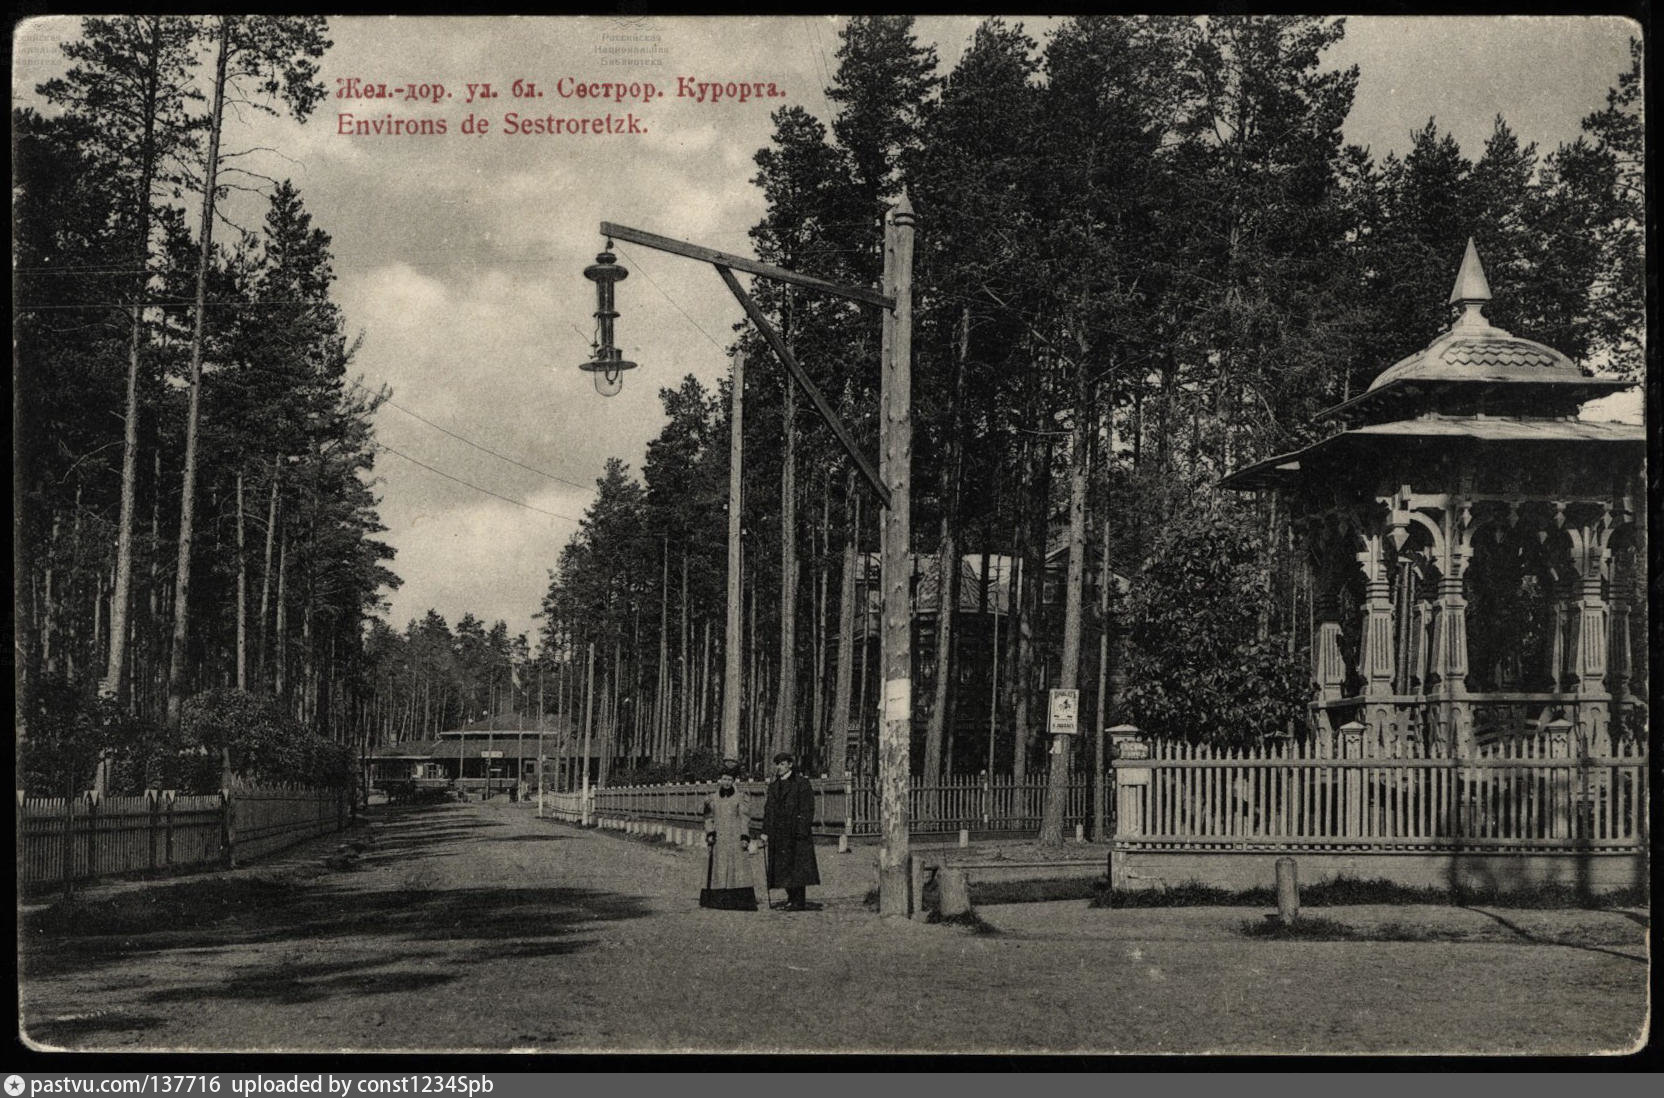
593,369,623,397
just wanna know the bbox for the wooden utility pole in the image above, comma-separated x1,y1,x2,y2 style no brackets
586,213,911,914
1040,356,1093,846
877,194,916,916
1094,509,1111,842
722,353,745,762
581,640,594,823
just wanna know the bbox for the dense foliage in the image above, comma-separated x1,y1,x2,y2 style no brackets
536,16,1643,782
18,18,1642,795
15,17,389,791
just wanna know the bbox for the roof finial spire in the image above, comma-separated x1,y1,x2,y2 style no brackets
1449,237,1492,328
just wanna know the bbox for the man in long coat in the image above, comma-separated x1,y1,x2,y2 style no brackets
760,751,819,910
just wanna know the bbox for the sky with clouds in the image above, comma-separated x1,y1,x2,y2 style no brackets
14,15,1641,647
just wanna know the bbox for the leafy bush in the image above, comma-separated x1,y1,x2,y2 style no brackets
179,688,352,788
1121,498,1309,746
19,676,137,794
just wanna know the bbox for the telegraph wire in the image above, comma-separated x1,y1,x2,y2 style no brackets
349,379,595,492
372,441,585,524
612,242,731,353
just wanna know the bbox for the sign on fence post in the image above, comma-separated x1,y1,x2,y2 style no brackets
1048,689,1079,736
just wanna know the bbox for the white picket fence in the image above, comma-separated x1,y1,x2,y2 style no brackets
1110,737,1648,853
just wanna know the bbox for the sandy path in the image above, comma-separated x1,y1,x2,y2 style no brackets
19,800,1649,1054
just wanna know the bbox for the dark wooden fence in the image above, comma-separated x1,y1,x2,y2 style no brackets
19,785,351,888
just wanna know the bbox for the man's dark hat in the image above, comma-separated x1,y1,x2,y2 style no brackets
772,751,794,764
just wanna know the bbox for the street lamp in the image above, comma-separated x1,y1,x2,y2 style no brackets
573,207,915,917
579,244,636,397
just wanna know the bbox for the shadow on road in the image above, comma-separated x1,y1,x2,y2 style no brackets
1460,906,1647,964
26,1010,167,1047
20,802,659,1048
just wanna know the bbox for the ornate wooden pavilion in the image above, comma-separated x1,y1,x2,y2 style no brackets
1224,240,1645,755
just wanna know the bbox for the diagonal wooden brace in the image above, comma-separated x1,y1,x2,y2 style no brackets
715,264,891,509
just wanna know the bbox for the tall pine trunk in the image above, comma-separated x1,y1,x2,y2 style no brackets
775,380,797,757
811,479,829,772
274,531,288,700
656,538,669,761
679,550,690,762
100,16,165,707
235,464,246,690
830,474,857,775
924,308,970,779
164,16,230,729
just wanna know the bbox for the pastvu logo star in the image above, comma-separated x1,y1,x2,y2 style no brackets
5,1075,26,1096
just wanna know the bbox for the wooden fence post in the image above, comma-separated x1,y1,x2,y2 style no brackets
62,793,76,897
1339,721,1365,838
85,791,100,881
163,790,176,868
844,775,855,844
147,789,160,872
221,788,236,869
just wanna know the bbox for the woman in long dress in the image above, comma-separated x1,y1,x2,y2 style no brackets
700,761,757,910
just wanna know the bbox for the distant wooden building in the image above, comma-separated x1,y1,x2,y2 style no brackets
369,712,582,795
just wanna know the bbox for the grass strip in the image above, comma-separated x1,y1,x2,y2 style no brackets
1094,875,1648,910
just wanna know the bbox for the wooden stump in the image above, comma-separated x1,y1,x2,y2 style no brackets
939,867,973,918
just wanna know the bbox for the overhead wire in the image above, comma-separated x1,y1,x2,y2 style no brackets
612,241,731,352
372,441,584,524
348,378,596,492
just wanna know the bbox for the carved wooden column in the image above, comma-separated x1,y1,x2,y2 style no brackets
1305,522,1349,743
1313,579,1347,702
1356,532,1396,746
1429,505,1473,755
1568,516,1613,752
1606,538,1635,716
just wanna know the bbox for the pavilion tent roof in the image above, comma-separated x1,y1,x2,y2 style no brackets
1222,416,1646,492
1225,240,1644,493
1317,375,1633,426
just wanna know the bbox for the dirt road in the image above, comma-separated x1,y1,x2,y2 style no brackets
19,800,1649,1054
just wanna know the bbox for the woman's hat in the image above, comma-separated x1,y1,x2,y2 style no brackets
719,759,740,777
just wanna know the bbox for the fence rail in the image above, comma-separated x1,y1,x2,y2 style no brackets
18,785,350,888
540,735,1647,857
1111,739,1648,854
544,773,1093,838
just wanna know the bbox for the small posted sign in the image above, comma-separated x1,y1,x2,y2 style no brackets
1047,688,1079,735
